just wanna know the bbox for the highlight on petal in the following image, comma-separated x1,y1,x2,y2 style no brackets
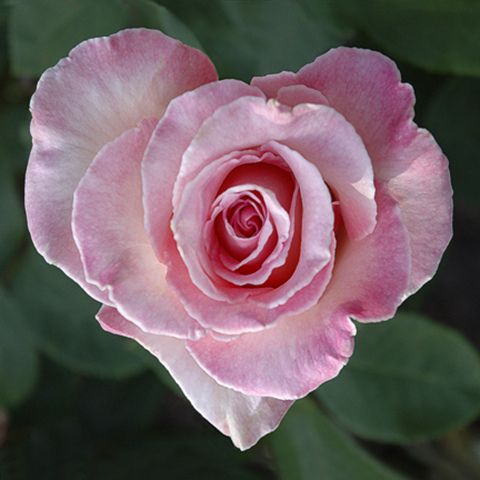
97,306,293,451
72,120,203,340
25,28,217,301
382,129,453,294
187,186,409,400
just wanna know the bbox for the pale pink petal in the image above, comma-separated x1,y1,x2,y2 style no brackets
97,306,292,450
176,96,376,241
381,129,453,294
25,28,216,302
72,121,203,339
331,185,411,322
142,80,264,261
253,47,415,162
277,85,329,107
187,186,410,399
188,305,356,401
220,155,295,210
251,71,300,98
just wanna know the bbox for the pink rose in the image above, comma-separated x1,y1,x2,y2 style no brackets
25,29,452,449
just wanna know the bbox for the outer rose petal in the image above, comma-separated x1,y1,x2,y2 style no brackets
253,47,415,161
187,187,410,399
97,306,292,451
72,120,203,340
250,71,299,98
25,28,217,302
253,47,452,292
277,85,329,107
142,79,264,261
381,129,453,294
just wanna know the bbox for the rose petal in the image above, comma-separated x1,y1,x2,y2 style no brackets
208,185,291,286
25,28,216,302
251,71,299,98
253,47,416,163
187,304,356,401
172,140,334,308
252,141,332,307
292,47,453,292
297,47,417,161
172,151,277,304
209,189,270,261
176,96,376,241
382,129,453,294
253,47,452,298
97,306,292,450
73,120,203,339
187,186,410,399
142,80,264,262
165,230,334,337
277,85,329,107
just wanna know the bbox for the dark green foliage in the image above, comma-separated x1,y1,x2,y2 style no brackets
317,314,480,443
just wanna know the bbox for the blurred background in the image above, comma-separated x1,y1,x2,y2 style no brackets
1,0,479,478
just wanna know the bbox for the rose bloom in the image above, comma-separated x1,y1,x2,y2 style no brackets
25,29,452,449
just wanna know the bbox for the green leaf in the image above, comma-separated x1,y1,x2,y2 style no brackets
221,0,349,77
334,0,480,76
92,435,261,480
0,5,7,74
8,0,202,77
130,1,201,50
0,105,31,174
3,356,254,478
148,355,183,397
160,0,350,80
131,345,183,396
0,162,25,271
74,374,166,435
10,248,147,379
317,313,480,443
0,106,30,270
0,288,38,408
269,398,405,480
424,77,480,208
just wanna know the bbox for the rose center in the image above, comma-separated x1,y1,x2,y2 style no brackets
226,194,265,238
